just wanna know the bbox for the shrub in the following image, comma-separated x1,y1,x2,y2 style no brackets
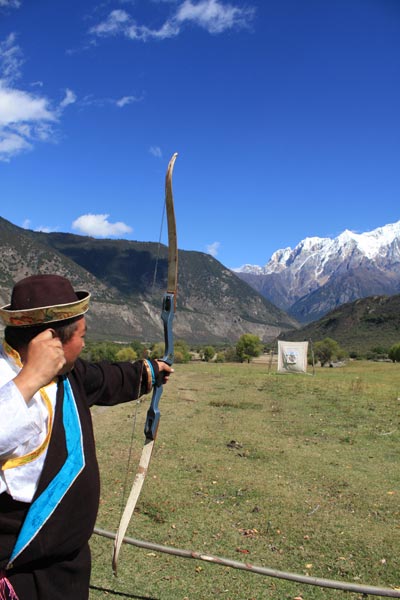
388,343,400,363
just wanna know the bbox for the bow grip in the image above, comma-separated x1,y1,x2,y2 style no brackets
144,386,162,441
144,292,175,440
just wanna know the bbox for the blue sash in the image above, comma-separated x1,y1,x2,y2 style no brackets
8,379,85,566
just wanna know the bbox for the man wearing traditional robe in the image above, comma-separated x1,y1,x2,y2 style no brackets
0,274,172,599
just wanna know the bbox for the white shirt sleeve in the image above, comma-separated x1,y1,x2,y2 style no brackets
0,380,42,459
0,378,55,502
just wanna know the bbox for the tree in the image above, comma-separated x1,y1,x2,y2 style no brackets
87,341,118,362
224,346,240,362
175,339,191,363
151,342,165,359
236,334,263,363
313,337,345,367
129,339,146,358
151,339,191,363
115,347,138,362
202,346,215,362
388,343,400,363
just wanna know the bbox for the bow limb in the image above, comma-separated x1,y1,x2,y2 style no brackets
112,152,178,575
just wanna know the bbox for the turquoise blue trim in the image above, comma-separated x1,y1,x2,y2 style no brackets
8,379,85,565
145,359,155,386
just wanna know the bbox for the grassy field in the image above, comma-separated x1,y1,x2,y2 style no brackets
88,360,400,600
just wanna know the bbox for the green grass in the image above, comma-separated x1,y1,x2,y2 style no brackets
89,361,400,599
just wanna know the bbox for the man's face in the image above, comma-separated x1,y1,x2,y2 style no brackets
60,317,87,373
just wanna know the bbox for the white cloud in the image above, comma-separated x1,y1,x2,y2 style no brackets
0,36,75,161
79,95,110,108
176,0,255,34
0,83,55,127
72,214,133,238
126,20,179,41
149,145,162,158
206,241,220,257
90,0,255,41
116,95,138,107
59,88,77,109
89,10,169,41
0,0,21,8
90,9,130,37
79,93,141,109
0,130,31,158
0,81,57,161
21,219,58,232
35,225,59,233
0,33,23,84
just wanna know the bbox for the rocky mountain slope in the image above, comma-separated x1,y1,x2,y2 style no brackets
235,221,400,323
279,293,400,355
0,217,298,343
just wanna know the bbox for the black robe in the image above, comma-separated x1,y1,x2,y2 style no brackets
0,357,153,599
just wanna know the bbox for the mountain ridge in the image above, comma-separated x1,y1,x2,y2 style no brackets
0,217,298,344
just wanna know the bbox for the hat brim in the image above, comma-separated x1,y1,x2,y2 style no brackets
0,291,90,327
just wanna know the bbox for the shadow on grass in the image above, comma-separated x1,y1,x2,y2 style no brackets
90,584,159,599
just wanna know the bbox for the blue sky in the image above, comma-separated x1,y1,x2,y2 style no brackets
0,0,399,269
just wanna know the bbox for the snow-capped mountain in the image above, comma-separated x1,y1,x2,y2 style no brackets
234,221,400,323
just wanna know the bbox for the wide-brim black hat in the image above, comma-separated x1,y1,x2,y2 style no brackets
0,274,90,327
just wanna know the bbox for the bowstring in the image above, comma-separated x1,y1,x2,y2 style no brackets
152,197,167,294
117,369,142,522
118,198,166,523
